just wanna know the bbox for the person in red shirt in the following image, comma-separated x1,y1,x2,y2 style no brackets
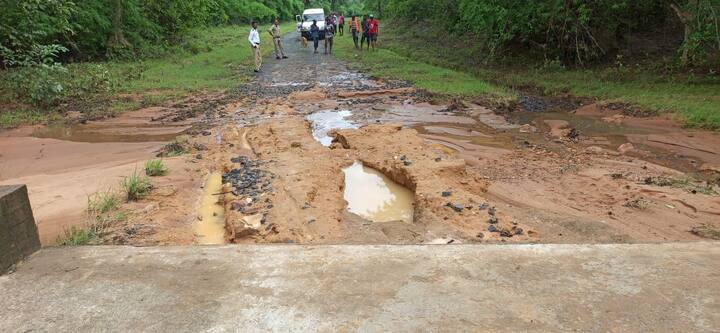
367,14,379,51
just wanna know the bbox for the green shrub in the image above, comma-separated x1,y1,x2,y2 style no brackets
87,190,120,215
57,226,95,246
144,159,168,176
121,170,152,201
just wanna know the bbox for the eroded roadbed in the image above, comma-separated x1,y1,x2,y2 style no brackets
2,243,719,332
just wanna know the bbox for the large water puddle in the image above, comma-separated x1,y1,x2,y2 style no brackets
342,161,414,223
306,110,358,146
196,172,226,244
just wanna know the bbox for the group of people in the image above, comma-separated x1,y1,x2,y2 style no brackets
308,13,379,55
247,13,380,72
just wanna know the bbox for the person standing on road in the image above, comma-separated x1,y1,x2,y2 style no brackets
248,21,262,72
368,14,379,51
324,18,335,54
338,14,345,36
349,15,360,48
310,20,320,54
360,16,369,50
268,19,288,60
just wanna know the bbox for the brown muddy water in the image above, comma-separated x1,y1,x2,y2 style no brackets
196,172,226,244
32,123,186,143
342,161,415,223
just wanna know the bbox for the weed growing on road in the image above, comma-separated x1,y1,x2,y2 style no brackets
57,226,94,246
87,190,120,214
145,159,168,176
122,170,152,201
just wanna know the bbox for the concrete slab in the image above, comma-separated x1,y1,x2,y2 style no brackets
1,243,719,332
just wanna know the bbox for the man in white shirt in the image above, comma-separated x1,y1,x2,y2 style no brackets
248,21,261,72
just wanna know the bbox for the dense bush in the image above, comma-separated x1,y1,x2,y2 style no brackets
381,0,720,66
0,0,304,64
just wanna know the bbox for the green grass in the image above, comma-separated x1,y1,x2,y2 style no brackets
360,22,720,130
1,22,296,128
121,170,152,201
333,33,512,98
144,159,168,176
0,109,59,129
58,189,126,245
497,68,720,129
87,190,121,214
107,22,297,94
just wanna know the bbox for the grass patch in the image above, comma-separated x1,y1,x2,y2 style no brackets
0,109,59,129
0,22,296,128
367,22,720,130
121,170,152,201
87,190,121,214
58,188,127,245
644,176,718,195
333,32,511,98
144,159,168,176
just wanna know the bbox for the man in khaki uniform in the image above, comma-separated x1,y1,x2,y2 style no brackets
248,21,261,72
268,19,287,60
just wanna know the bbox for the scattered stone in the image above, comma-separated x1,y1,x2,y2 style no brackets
566,128,580,141
519,124,537,133
201,130,212,136
488,225,498,232
513,227,524,235
307,219,316,224
610,173,623,180
478,203,489,210
488,206,496,216
434,157,442,162
195,154,203,159
476,232,485,239
617,143,635,155
193,143,208,151
291,142,301,148
624,197,650,210
500,229,513,237
441,191,452,197
403,160,412,166
446,202,464,212
488,216,498,224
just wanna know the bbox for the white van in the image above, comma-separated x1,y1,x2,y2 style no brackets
296,8,326,40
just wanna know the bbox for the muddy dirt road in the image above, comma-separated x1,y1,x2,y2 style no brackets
2,32,719,245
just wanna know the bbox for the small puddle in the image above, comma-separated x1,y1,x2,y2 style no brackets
196,172,226,244
33,123,182,143
306,110,358,146
342,161,414,223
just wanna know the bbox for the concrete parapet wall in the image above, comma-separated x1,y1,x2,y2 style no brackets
0,185,41,273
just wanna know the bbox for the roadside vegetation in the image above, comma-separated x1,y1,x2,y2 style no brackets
336,0,720,130
57,189,126,246
145,159,168,176
122,170,153,201
0,0,300,129
334,36,511,98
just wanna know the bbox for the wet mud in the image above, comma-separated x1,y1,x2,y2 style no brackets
2,32,719,246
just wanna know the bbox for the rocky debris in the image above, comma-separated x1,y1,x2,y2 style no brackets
399,155,413,166
446,202,464,212
566,128,580,141
617,143,635,155
488,216,499,224
478,203,489,210
441,191,452,197
624,197,650,209
193,143,208,151
223,156,274,201
519,124,537,133
488,225,498,232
